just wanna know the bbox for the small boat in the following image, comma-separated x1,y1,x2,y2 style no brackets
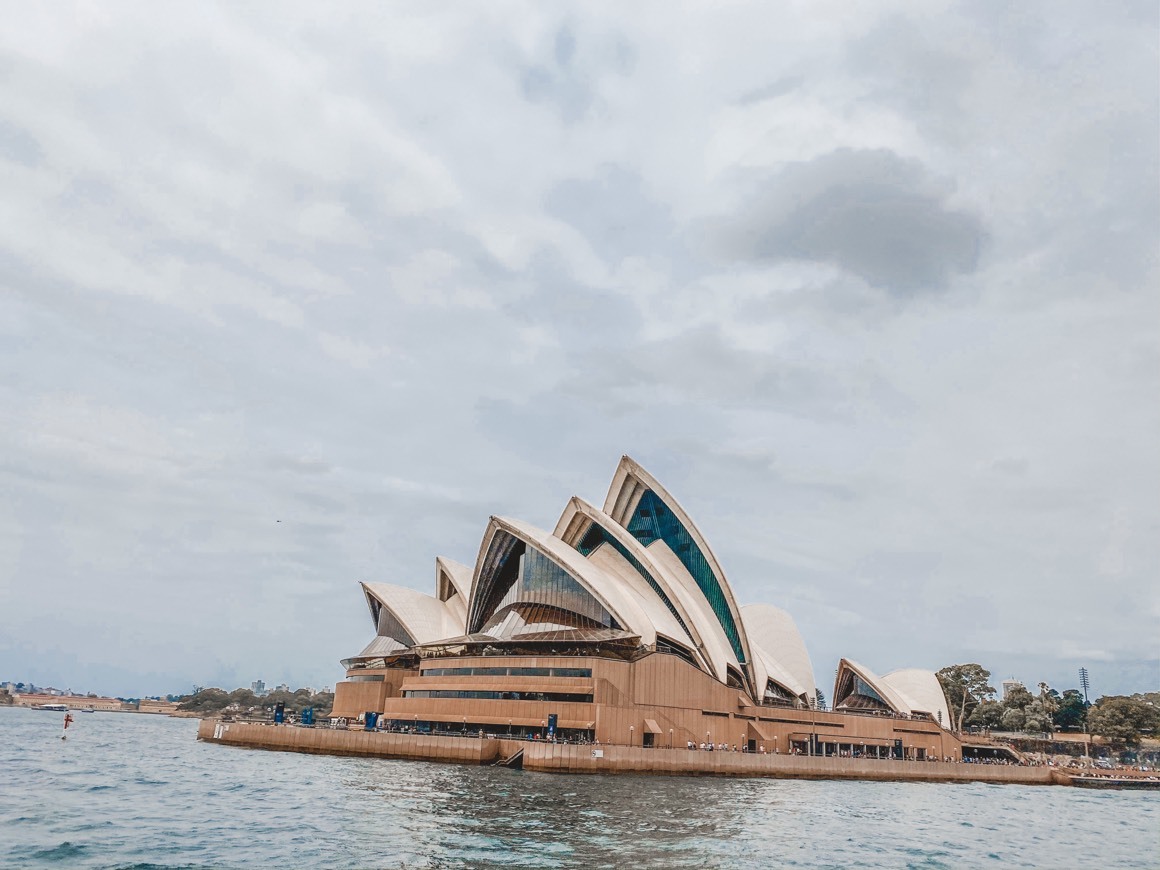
33,703,69,712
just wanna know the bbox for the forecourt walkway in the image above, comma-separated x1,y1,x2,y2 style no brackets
198,719,1061,786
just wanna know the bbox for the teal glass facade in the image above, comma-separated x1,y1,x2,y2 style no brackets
575,520,693,643
625,489,746,665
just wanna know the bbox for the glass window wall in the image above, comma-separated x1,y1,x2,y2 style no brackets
625,490,746,665
471,532,621,640
576,520,693,643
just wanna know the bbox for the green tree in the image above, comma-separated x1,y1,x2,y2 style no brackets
937,664,996,732
967,699,1004,729
1025,683,1058,735
1053,689,1087,731
1087,696,1160,748
1023,699,1053,734
1001,707,1026,732
177,686,334,718
1002,684,1033,709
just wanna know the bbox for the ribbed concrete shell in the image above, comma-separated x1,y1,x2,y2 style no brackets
361,581,465,646
601,456,756,693
553,496,719,677
881,669,951,727
833,658,912,714
742,604,816,706
435,556,471,624
466,515,657,645
345,456,840,712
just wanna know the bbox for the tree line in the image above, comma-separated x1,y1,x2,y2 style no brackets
177,687,334,717
936,663,1158,748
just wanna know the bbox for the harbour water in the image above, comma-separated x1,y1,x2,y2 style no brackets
1,707,1155,869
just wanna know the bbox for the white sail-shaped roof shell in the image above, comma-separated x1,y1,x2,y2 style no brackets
742,604,816,704
344,456,824,712
434,556,471,624
601,456,757,693
362,581,464,645
553,497,719,676
640,538,741,684
882,669,951,727
833,658,912,714
467,516,657,645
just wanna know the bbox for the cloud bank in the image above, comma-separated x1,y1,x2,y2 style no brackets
0,2,1155,697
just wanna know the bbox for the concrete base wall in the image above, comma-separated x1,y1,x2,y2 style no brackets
197,719,499,764
520,743,1058,785
197,719,1057,786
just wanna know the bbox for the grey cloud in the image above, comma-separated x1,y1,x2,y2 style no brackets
521,27,593,126
545,165,677,264
561,325,912,421
736,75,804,106
503,248,643,353
266,455,334,475
713,149,986,295
983,457,1030,477
1,3,1155,699
0,119,43,166
519,25,635,123
845,18,975,127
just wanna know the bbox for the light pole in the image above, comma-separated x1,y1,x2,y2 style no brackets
669,728,673,749
629,725,634,747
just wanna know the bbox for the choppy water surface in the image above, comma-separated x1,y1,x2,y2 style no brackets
1,707,1155,869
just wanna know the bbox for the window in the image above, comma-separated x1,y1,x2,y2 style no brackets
656,638,700,669
575,521,693,643
854,677,886,705
420,666,593,678
471,533,621,639
403,689,593,702
374,606,417,649
625,490,746,665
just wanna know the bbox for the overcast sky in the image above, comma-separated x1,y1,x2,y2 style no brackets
1,2,1156,698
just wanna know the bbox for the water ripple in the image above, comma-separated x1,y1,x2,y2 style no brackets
1,707,1156,868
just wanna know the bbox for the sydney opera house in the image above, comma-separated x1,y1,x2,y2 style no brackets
333,456,960,760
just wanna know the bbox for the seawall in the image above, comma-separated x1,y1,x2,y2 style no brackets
521,742,1059,785
197,719,1062,785
197,719,499,764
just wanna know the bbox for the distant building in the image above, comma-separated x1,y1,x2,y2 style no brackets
251,680,266,696
1002,679,1024,699
12,693,124,711
275,683,290,693
137,699,180,715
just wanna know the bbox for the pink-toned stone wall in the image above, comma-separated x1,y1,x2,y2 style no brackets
198,719,499,764
196,719,1055,786
520,743,1056,785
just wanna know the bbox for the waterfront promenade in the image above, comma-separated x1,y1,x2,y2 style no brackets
198,719,1062,786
